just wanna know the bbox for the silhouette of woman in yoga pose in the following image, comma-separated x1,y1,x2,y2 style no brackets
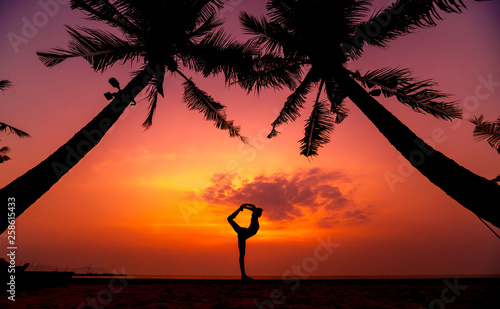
227,203,263,281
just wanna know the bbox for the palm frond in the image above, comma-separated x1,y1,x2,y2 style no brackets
70,0,140,34
236,53,303,93
37,26,140,71
343,0,374,26
193,0,225,25
299,81,334,157
0,80,13,92
266,0,295,25
353,0,488,51
352,68,462,120
0,122,30,137
335,0,374,59
266,0,372,25
0,146,9,154
142,65,165,129
183,29,257,84
239,11,267,36
181,76,247,143
268,69,318,138
190,12,224,40
261,0,374,60
470,115,500,152
142,85,160,130
325,78,349,124
240,12,288,56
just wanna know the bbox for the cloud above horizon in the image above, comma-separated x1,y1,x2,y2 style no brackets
199,168,372,227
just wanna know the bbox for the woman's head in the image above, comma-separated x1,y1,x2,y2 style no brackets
252,208,263,217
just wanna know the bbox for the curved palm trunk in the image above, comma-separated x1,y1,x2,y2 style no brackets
0,66,155,234
332,67,500,228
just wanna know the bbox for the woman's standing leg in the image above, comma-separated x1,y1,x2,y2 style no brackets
238,236,246,278
238,236,254,280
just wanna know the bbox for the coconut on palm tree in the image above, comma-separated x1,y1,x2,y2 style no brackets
0,0,254,234
236,0,500,228
1,80,30,164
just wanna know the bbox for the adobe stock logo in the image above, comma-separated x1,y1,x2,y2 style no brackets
7,0,70,54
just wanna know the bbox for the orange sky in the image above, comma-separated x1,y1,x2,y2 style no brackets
1,0,500,277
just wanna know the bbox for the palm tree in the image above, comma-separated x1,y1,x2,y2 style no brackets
1,80,30,164
237,0,500,228
471,115,500,182
0,0,254,234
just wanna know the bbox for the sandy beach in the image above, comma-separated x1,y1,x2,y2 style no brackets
1,277,499,308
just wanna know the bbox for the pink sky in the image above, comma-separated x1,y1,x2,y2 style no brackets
1,0,499,276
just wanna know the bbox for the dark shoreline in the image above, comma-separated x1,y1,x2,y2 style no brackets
70,276,500,285
3,276,499,308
